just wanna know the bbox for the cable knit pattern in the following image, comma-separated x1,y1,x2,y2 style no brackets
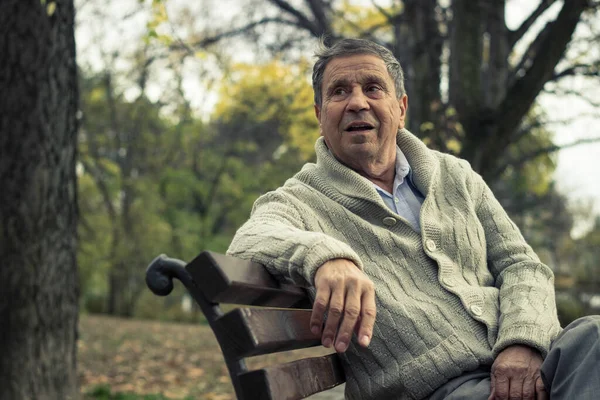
227,129,562,400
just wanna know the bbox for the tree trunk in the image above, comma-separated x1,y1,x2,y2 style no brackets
455,0,509,174
392,0,441,141
0,1,79,399
471,0,589,180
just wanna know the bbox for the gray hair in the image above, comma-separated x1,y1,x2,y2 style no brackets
312,38,406,107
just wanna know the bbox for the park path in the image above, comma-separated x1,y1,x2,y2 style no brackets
307,383,345,399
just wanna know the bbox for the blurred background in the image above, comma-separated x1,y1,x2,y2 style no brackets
2,0,600,399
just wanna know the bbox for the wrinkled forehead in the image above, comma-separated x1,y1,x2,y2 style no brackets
322,54,390,87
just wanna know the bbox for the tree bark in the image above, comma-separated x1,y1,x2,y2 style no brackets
395,0,442,142
0,1,79,399
449,0,483,122
457,0,509,175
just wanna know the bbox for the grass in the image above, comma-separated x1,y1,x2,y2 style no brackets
79,314,332,399
86,385,190,399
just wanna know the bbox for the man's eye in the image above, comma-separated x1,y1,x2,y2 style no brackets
366,85,381,92
333,88,347,95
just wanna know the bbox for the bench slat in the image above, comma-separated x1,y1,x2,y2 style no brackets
186,251,312,309
216,308,321,358
237,354,345,400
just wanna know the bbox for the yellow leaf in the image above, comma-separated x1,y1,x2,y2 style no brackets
420,122,435,132
446,138,462,154
186,367,205,378
47,1,56,16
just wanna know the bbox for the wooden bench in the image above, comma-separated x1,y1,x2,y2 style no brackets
145,251,346,400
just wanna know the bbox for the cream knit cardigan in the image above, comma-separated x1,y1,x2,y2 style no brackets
228,129,561,400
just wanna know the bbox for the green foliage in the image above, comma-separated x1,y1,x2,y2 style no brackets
331,0,401,38
77,55,320,319
86,385,192,400
569,216,600,291
76,2,597,324
556,293,586,327
78,71,175,316
133,289,207,324
501,111,557,197
491,109,570,262
215,59,319,161
141,0,173,45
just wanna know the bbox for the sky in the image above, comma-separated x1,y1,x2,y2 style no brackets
75,0,600,224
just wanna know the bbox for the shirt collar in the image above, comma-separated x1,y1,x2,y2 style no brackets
323,145,412,196
395,145,411,182
373,146,411,196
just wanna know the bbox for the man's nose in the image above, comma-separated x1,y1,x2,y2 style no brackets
346,88,370,112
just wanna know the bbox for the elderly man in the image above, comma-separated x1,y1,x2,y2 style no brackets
227,38,600,400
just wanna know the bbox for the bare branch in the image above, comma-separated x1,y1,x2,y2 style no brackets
268,0,321,35
551,63,600,81
370,0,393,21
493,136,600,179
171,17,300,53
492,0,588,161
543,87,600,108
329,9,390,43
305,0,331,34
508,113,600,151
509,0,559,47
508,22,552,85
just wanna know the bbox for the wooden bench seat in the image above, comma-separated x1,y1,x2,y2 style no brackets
145,251,346,400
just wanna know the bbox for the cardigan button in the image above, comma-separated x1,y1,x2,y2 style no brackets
382,217,397,226
470,305,483,316
425,239,437,252
443,277,455,287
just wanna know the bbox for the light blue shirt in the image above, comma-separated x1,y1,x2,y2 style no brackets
373,146,424,231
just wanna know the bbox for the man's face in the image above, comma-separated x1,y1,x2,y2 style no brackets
315,54,407,169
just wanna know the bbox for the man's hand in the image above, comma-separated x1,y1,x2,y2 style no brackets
488,345,547,400
310,259,376,353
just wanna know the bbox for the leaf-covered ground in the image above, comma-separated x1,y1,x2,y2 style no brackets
79,315,333,399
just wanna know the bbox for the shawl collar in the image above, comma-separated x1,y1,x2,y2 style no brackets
312,137,383,205
395,128,439,197
310,128,439,201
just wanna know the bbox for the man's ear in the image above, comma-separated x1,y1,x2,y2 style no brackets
398,95,408,127
399,95,408,117
314,104,321,119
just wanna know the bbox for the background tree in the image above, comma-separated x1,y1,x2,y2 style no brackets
0,0,79,398
71,0,600,326
175,0,600,184
78,67,173,316
157,0,599,297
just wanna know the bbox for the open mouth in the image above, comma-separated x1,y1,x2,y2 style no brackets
345,123,375,132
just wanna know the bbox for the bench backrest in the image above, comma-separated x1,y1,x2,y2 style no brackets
146,251,345,400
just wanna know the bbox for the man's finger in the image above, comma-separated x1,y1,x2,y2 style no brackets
310,285,330,336
321,285,345,348
521,377,536,400
357,284,376,347
487,374,496,400
334,282,360,353
535,376,548,400
508,378,524,400
492,373,509,400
